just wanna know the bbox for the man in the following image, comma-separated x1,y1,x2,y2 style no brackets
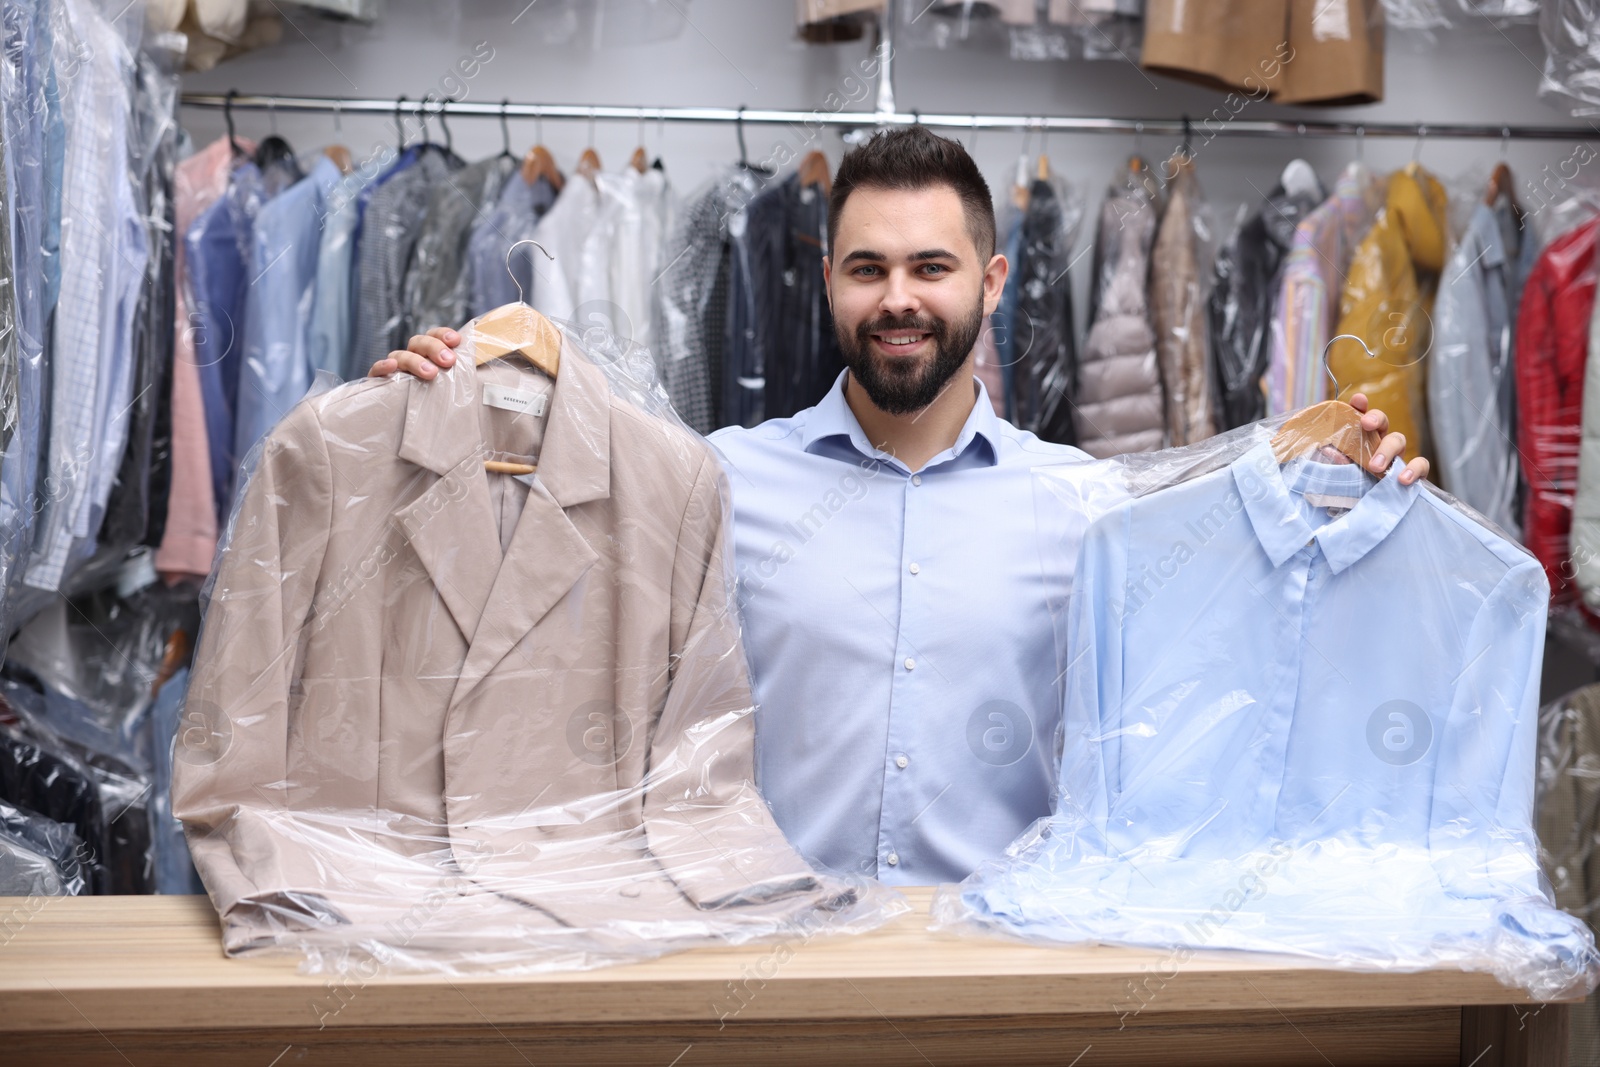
372,126,1428,886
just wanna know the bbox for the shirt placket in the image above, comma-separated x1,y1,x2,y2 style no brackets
1255,542,1316,840
878,467,930,876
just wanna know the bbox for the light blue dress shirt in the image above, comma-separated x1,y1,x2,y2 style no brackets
710,371,1091,885
235,155,344,461
307,165,372,381
952,439,1595,994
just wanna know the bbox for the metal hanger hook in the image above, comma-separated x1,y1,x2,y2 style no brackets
505,238,555,305
1501,125,1511,159
1320,333,1377,397
1413,123,1427,163
394,95,406,149
332,97,342,135
224,89,240,155
1355,125,1364,163
499,98,511,155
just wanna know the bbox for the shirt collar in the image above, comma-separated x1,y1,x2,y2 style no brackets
1232,440,1419,574
800,370,1003,469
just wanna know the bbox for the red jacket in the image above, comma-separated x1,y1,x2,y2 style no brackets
1516,216,1600,603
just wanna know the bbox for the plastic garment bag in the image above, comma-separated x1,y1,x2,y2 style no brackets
0,798,85,895
1010,171,1084,446
172,313,902,974
936,420,1598,1000
1539,0,1600,117
1150,153,1216,447
1075,161,1164,458
1208,160,1324,431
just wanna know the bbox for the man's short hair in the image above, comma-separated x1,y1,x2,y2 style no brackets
827,125,997,262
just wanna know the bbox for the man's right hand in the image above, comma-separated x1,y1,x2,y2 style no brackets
369,327,459,381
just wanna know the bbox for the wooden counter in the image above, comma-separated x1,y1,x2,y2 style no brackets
0,889,1576,1066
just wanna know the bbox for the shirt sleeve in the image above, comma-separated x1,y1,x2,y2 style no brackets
1059,504,1128,843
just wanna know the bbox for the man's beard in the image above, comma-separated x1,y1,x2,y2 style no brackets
836,297,985,416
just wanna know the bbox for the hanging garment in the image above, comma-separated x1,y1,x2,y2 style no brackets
1208,161,1324,430
186,161,268,525
529,171,603,324
1329,162,1449,463
1075,169,1163,458
1010,174,1080,446
993,194,1028,421
349,145,464,373
1575,290,1600,611
1517,216,1600,606
400,154,514,346
1536,683,1600,1065
0,798,84,895
307,165,370,380
1267,162,1383,416
795,0,880,41
173,318,859,963
946,437,1596,1000
655,169,764,433
1141,0,1385,105
725,170,842,427
1540,0,1600,117
155,137,251,579
101,46,181,555
1149,156,1213,446
465,171,559,321
234,156,345,463
22,0,148,596
974,318,1005,417
581,166,672,351
1430,197,1538,539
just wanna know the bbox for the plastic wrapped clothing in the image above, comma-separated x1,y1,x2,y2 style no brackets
655,167,766,433
401,154,515,345
1150,154,1215,447
1010,173,1082,446
528,168,601,326
464,170,558,325
1429,196,1538,541
726,169,842,426
0,677,153,895
1537,683,1600,1063
937,425,1598,1001
172,312,898,972
583,166,673,354
1266,162,1384,417
1209,161,1324,430
1075,161,1164,458
1329,162,1449,463
1539,0,1600,117
1516,215,1600,608
991,188,1027,420
0,797,85,895
1576,283,1600,613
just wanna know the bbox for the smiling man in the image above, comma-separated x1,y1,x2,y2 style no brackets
372,126,1428,885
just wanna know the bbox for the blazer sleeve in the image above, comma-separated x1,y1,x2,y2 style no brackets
171,400,341,931
642,450,830,909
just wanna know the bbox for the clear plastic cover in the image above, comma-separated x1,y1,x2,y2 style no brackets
1150,154,1216,447
172,312,902,974
935,421,1599,1001
1076,159,1164,458
1009,170,1084,445
1539,0,1600,117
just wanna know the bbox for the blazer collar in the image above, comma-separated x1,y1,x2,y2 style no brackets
1233,440,1418,574
396,320,612,508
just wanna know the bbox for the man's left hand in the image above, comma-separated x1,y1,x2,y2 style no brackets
1348,394,1428,486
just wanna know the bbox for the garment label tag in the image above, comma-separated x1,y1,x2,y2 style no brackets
483,383,548,417
1304,492,1361,511
116,548,158,598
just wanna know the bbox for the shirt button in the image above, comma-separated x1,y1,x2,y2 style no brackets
886,852,900,867
895,754,909,769
908,563,920,575
904,657,916,671
911,475,922,486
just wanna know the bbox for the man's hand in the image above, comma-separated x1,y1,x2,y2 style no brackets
1348,393,1428,486
369,327,459,381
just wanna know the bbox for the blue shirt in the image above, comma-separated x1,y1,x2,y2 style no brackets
235,156,343,461
955,439,1594,991
710,371,1090,885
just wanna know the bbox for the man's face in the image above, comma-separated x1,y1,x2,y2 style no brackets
824,184,1007,416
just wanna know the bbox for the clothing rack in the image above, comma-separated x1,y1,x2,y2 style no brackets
178,92,1595,142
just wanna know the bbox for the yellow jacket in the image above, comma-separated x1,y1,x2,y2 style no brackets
1329,162,1449,460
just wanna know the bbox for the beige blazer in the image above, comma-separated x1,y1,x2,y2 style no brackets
173,324,842,956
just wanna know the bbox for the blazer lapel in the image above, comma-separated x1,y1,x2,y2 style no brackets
445,331,615,709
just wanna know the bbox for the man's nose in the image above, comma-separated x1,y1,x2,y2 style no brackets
879,269,920,318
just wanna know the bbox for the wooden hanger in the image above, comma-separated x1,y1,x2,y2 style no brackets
630,145,649,173
798,149,831,192
521,143,564,192
577,146,602,180
322,144,353,175
1036,153,1051,181
1271,333,1384,468
472,240,561,476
